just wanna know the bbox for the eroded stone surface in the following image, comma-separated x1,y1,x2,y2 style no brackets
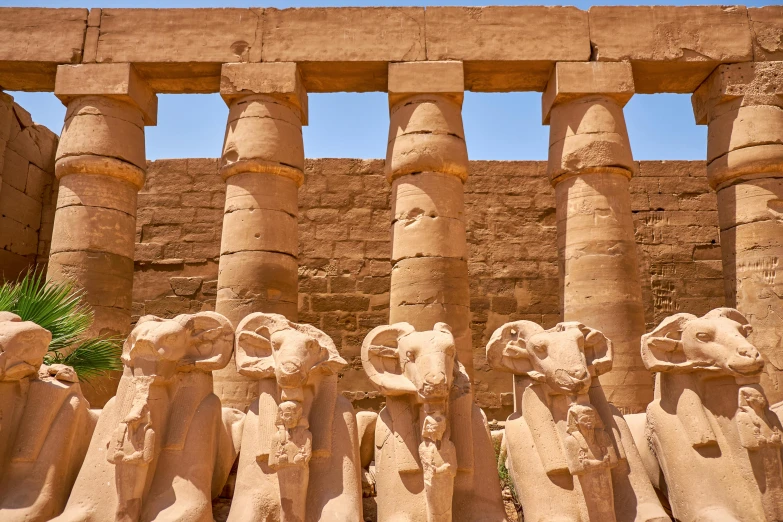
0,313,95,522
53,312,243,522
638,308,783,521
228,312,362,522
487,320,668,521
362,322,507,522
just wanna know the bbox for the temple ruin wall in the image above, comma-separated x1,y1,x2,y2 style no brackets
132,157,723,419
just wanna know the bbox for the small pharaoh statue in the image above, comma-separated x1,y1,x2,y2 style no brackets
737,386,783,519
269,400,312,470
564,404,619,521
418,404,457,522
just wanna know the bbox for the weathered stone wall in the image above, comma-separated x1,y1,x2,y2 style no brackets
0,93,57,280
132,157,723,419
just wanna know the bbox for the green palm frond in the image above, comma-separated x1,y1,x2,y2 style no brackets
0,268,122,382
47,336,124,381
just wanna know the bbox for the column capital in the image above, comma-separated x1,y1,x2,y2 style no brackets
542,62,634,124
220,62,308,125
387,61,464,108
692,62,783,125
54,63,157,125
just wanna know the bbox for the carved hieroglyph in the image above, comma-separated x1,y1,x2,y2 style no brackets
0,312,96,522
227,312,363,522
53,312,244,522
487,320,669,522
362,322,507,522
639,308,783,522
692,62,783,405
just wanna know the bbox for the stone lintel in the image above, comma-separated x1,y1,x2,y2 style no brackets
692,61,783,125
54,63,157,125
542,61,634,124
220,62,309,126
387,61,465,108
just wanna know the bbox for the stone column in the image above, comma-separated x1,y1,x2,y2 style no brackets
50,64,157,342
544,62,650,413
693,62,783,405
386,61,473,377
213,63,306,410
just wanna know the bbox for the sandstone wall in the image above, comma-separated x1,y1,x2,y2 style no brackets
132,157,723,419
0,93,57,280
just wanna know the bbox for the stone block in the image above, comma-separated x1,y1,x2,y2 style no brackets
542,62,635,124
55,63,157,125
169,276,202,296
262,7,426,92
220,62,308,124
589,5,753,93
0,182,42,229
425,6,590,91
2,148,28,192
387,61,464,106
750,7,783,61
0,216,39,256
0,8,87,90
95,8,262,93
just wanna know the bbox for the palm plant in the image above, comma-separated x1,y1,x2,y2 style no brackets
0,269,123,381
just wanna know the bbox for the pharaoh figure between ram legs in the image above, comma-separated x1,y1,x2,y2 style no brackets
487,320,670,522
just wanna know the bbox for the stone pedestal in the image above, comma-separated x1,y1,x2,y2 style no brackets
693,62,783,405
49,64,156,407
544,62,650,413
213,63,306,410
385,61,473,377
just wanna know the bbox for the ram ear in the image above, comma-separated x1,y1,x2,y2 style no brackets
641,313,695,372
362,323,417,396
235,313,290,379
575,324,613,377
182,312,235,372
486,321,543,375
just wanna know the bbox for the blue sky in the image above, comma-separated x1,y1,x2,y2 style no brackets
4,0,773,161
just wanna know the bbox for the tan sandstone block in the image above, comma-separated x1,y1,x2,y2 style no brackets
388,61,464,107
391,172,465,222
0,8,87,91
56,174,138,216
391,216,467,262
750,7,783,61
47,250,134,310
0,183,42,229
589,5,752,93
50,206,136,259
390,257,470,308
262,7,425,92
224,171,298,216
222,97,304,182
55,64,157,125
548,97,635,181
707,105,783,164
56,98,147,171
220,63,308,125
716,178,783,231
542,62,634,124
425,6,590,92
389,302,470,334
217,251,298,302
388,97,466,141
693,62,783,125
95,8,262,93
220,208,298,257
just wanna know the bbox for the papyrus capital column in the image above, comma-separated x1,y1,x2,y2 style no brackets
213,62,306,410
693,62,783,404
386,61,474,378
544,62,650,413
50,63,157,340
